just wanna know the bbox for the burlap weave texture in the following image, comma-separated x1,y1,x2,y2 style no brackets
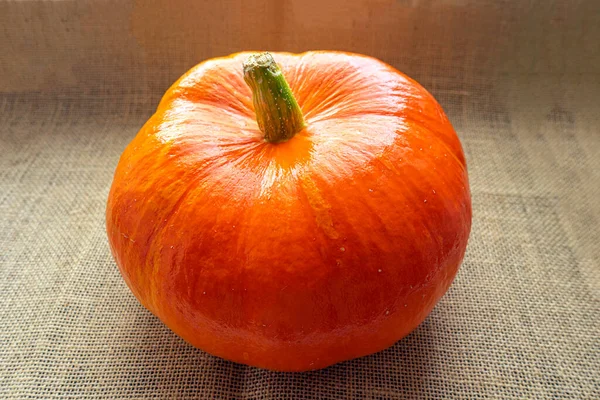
1,1,598,398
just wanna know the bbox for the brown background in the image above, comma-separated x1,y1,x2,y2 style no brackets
1,0,599,398
2,0,598,95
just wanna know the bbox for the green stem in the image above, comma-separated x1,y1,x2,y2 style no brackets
243,52,306,143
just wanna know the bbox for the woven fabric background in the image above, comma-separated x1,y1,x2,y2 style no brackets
1,0,599,398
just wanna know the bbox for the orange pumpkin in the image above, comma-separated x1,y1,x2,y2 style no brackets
106,51,471,371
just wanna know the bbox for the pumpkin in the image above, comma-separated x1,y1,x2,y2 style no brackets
106,51,471,372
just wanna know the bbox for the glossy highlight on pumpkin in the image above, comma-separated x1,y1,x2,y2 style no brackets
106,51,472,371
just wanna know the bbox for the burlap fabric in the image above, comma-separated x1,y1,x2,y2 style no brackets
1,1,598,398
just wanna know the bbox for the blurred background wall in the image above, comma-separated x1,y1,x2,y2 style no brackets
1,0,598,97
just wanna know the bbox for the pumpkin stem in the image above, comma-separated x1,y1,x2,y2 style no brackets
243,52,306,143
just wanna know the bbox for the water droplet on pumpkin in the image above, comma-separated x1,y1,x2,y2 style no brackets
420,148,423,151
424,199,427,203
404,304,408,307
202,292,206,295
432,189,436,194
378,269,382,273
368,188,373,192
340,247,345,252
385,310,390,315
170,246,174,249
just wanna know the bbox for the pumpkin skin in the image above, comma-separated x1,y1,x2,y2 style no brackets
106,51,471,372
